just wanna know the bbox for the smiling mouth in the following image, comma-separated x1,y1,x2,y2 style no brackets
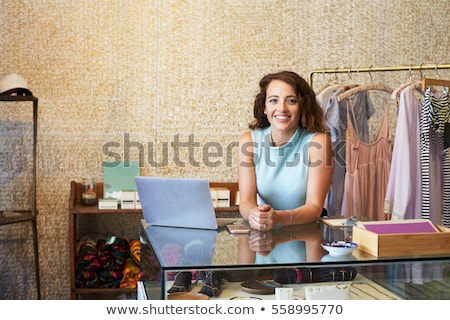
274,115,290,120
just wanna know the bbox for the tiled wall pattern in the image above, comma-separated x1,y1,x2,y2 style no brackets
0,0,449,299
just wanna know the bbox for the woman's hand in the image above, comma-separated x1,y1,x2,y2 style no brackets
247,227,287,256
247,230,275,256
248,204,277,231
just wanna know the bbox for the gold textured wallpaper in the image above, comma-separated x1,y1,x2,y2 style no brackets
0,0,449,299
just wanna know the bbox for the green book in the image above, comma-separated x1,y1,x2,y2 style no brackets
103,161,140,200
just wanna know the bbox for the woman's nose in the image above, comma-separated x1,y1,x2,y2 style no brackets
278,100,289,111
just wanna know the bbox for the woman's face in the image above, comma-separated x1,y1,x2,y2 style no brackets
264,79,300,133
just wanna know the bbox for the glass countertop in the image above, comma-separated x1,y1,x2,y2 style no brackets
140,219,450,270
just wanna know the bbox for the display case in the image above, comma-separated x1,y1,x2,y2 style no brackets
139,219,450,300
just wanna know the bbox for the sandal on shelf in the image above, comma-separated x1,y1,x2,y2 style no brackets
198,271,224,297
167,271,192,293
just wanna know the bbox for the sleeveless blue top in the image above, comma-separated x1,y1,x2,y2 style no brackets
255,240,307,264
251,126,316,210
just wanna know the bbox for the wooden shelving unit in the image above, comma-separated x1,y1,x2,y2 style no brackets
69,180,239,299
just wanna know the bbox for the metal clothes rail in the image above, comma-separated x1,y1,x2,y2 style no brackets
308,63,450,88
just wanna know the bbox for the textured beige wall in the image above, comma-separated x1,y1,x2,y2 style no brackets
0,0,449,299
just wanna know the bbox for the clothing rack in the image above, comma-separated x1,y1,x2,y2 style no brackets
308,63,450,88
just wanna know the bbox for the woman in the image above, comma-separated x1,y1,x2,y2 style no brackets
238,71,333,231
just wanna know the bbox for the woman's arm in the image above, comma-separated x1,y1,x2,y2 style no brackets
237,131,258,221
290,131,333,224
237,235,256,264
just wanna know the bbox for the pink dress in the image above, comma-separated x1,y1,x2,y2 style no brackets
341,98,392,221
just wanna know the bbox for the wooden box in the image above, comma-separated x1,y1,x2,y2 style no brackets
352,223,450,257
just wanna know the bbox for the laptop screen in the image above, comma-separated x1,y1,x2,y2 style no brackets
135,176,218,230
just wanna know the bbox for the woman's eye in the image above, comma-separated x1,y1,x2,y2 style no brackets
287,98,298,105
268,98,278,104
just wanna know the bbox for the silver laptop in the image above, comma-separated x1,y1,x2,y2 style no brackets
135,176,219,230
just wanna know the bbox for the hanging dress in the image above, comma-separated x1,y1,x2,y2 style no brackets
321,89,375,217
420,87,450,227
385,85,423,220
341,96,392,221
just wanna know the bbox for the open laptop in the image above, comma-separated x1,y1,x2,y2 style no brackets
135,176,234,230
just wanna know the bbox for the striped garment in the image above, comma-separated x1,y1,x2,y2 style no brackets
420,87,450,227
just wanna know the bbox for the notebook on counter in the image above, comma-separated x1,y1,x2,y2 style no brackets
135,176,223,230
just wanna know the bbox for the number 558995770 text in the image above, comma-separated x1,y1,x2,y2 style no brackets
271,304,343,315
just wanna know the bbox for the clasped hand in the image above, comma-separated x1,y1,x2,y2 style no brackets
248,204,276,231
247,230,275,256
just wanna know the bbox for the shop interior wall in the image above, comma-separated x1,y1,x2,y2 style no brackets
0,0,449,299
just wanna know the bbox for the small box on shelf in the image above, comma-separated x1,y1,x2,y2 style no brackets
121,190,136,209
98,198,119,210
210,187,230,207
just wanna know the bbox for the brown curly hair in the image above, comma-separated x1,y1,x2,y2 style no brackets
249,71,327,133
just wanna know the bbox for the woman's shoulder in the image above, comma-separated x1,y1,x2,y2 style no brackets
310,131,331,144
240,128,267,142
239,130,253,143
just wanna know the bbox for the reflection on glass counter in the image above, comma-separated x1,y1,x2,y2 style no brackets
144,225,217,267
139,219,450,300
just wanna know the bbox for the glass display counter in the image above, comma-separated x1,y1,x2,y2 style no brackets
139,219,450,300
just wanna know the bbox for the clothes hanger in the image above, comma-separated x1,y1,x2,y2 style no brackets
422,78,450,91
316,72,333,94
340,69,359,92
337,68,395,101
317,68,342,94
391,81,424,99
408,81,425,92
422,64,450,91
337,83,394,102
341,84,359,92
390,66,415,99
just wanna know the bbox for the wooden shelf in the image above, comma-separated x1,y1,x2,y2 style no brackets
70,181,239,214
0,210,37,225
72,287,137,298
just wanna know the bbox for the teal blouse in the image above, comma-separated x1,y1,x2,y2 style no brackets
251,126,316,210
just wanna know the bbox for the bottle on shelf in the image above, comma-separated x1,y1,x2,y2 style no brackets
81,178,97,206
